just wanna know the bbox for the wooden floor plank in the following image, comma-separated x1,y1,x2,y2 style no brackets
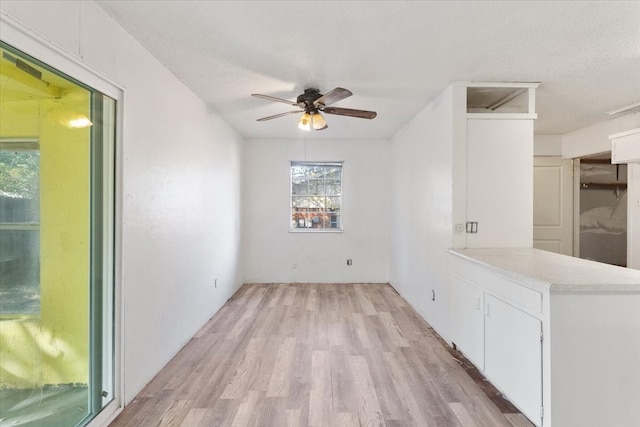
109,283,534,427
266,336,296,397
221,337,268,399
308,350,332,426
158,399,191,427
450,401,479,427
505,413,539,427
349,354,385,426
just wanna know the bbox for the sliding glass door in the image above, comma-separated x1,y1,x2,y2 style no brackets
0,41,115,427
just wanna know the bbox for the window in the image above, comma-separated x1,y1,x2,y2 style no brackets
291,162,342,231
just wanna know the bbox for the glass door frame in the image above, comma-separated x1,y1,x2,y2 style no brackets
0,13,125,427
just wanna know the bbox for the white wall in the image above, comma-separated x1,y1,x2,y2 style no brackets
0,0,245,404
243,139,389,283
389,87,455,340
562,114,640,159
534,134,563,156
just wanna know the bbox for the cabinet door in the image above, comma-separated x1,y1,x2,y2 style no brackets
484,294,542,426
466,119,534,248
450,276,484,369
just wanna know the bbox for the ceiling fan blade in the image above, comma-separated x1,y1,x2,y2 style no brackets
252,93,301,107
313,87,352,107
323,107,377,119
256,110,301,121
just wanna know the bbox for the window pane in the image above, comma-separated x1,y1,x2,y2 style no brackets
291,179,306,195
1,148,40,315
324,180,341,195
326,196,341,210
323,167,341,179
306,179,321,195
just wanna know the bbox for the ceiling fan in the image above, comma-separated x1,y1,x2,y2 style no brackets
252,87,377,131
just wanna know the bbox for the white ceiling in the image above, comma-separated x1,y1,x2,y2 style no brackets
96,1,640,140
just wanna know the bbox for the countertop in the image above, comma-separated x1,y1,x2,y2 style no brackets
449,247,640,293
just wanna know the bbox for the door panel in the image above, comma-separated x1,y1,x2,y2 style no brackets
450,276,485,369
0,41,115,427
533,157,574,255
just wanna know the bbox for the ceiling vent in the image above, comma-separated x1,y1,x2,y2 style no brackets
467,87,528,112
465,82,539,116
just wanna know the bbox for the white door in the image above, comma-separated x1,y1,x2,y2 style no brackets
533,157,574,255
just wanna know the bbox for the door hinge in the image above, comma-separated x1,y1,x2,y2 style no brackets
540,406,544,419
540,328,544,343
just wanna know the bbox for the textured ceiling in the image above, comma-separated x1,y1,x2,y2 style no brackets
96,1,640,140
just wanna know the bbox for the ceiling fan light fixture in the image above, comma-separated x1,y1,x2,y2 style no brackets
298,112,311,131
311,112,327,130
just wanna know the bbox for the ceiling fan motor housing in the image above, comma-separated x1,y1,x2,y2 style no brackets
297,88,323,111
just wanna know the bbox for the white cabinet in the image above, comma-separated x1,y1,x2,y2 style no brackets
450,254,543,427
450,248,640,427
466,119,533,248
484,294,542,425
610,128,640,164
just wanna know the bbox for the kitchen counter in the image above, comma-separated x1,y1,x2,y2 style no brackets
449,247,640,293
449,247,640,427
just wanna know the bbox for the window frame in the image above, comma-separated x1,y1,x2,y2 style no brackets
289,161,344,233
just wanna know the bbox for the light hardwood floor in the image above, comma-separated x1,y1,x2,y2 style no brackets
110,283,534,427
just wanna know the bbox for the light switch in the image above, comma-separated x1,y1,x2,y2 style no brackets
466,221,479,233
